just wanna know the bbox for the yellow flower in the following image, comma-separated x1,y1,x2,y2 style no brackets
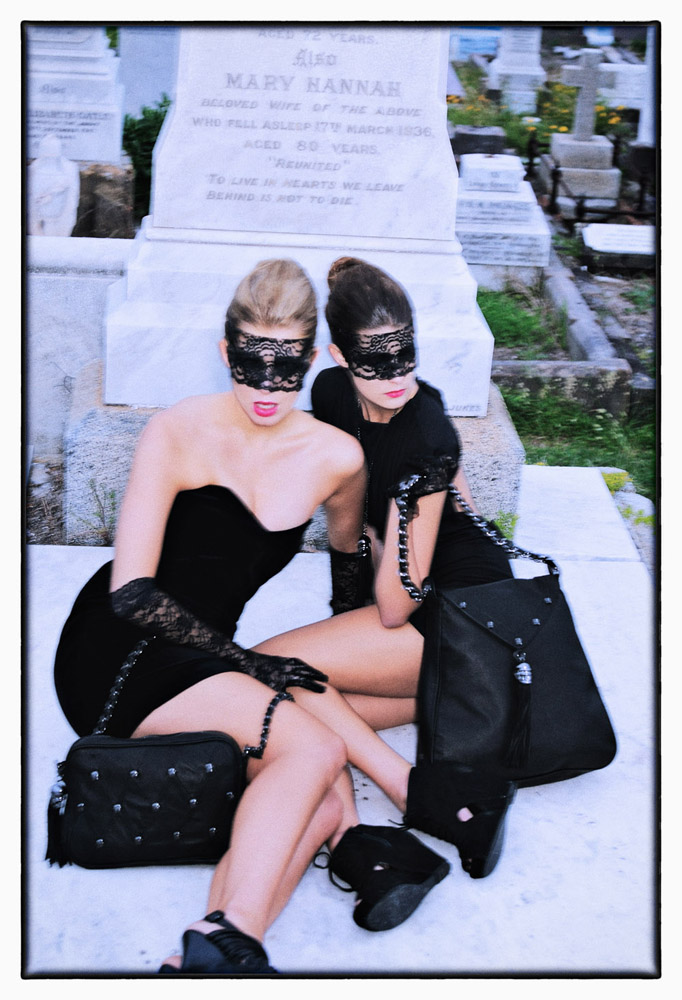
616,105,625,110
559,126,568,132
608,116,621,124
527,125,537,131
550,123,557,129
595,105,605,112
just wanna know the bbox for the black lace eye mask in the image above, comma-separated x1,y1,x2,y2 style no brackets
345,325,417,381
226,328,314,392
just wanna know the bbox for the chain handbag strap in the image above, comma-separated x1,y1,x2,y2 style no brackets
394,474,559,603
92,635,156,735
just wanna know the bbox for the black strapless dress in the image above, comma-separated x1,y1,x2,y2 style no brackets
54,486,310,738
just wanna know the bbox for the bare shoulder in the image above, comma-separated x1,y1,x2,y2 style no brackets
136,394,227,458
301,411,365,474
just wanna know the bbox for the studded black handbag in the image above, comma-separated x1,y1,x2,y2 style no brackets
395,479,617,788
46,638,246,869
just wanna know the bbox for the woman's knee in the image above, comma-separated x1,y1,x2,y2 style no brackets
292,723,347,783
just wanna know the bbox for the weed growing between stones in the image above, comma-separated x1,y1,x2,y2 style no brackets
500,387,656,500
478,281,568,360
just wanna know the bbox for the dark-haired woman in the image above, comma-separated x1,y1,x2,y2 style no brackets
52,258,452,975
256,256,517,883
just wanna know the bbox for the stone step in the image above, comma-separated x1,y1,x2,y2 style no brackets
25,465,657,975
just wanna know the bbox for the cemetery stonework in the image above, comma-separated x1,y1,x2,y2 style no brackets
455,152,550,284
26,26,125,165
537,49,622,218
104,25,494,418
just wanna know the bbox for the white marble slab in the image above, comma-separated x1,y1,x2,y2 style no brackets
514,465,640,562
25,25,124,163
104,232,492,416
456,206,551,266
23,462,657,975
151,25,456,241
582,223,655,255
460,153,525,192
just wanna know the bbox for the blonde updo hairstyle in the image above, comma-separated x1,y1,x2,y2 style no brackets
225,258,318,343
325,257,414,359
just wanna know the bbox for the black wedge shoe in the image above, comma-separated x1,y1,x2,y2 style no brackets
159,910,278,975
404,763,516,879
317,824,450,931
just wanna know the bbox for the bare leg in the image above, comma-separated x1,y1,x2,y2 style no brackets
133,672,347,945
285,683,411,812
255,604,423,697
343,694,417,732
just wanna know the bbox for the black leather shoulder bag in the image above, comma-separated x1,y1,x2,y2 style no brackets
395,477,617,787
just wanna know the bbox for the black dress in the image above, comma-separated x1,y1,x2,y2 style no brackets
54,486,310,738
310,367,513,632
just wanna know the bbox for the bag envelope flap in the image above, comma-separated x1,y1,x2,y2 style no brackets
437,574,562,650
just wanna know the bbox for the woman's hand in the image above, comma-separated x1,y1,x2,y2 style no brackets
243,651,329,694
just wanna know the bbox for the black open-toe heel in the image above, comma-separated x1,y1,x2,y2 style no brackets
404,763,516,879
159,910,278,975
316,824,450,931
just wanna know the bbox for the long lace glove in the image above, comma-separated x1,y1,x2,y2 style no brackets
329,538,374,615
110,577,328,693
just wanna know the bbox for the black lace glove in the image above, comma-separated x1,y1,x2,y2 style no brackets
329,537,374,615
110,577,328,693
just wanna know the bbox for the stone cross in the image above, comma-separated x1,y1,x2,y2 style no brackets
561,49,618,142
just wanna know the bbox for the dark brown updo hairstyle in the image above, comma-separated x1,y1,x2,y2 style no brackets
226,258,317,343
325,257,413,358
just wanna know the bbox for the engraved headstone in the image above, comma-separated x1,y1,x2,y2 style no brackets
537,48,622,215
455,153,550,270
27,134,80,236
105,26,495,417
582,223,655,271
151,26,456,240
26,25,124,164
486,27,546,113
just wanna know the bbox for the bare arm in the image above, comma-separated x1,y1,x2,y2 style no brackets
374,490,447,628
109,407,328,693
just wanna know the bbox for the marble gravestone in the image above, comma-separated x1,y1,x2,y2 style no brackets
486,26,546,114
25,25,124,164
105,25,495,416
455,153,550,279
537,49,621,217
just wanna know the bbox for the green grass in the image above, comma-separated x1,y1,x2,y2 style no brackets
623,280,656,313
500,387,656,500
477,285,567,359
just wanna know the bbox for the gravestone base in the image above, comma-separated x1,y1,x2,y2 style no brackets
104,220,494,416
456,209,551,266
454,154,550,269
450,125,508,156
65,363,524,545
581,223,655,272
537,154,621,214
550,133,615,170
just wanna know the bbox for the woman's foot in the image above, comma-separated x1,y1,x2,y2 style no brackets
404,763,516,879
159,911,278,975
317,824,450,931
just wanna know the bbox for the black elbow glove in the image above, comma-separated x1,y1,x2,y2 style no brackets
110,577,328,693
329,536,374,615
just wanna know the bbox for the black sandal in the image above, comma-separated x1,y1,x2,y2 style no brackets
159,910,278,975
405,763,516,879
316,824,450,931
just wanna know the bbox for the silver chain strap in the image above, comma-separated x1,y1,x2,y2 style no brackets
395,475,559,603
92,636,156,735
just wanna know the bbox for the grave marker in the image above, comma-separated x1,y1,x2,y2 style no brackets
25,25,125,164
105,26,495,416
